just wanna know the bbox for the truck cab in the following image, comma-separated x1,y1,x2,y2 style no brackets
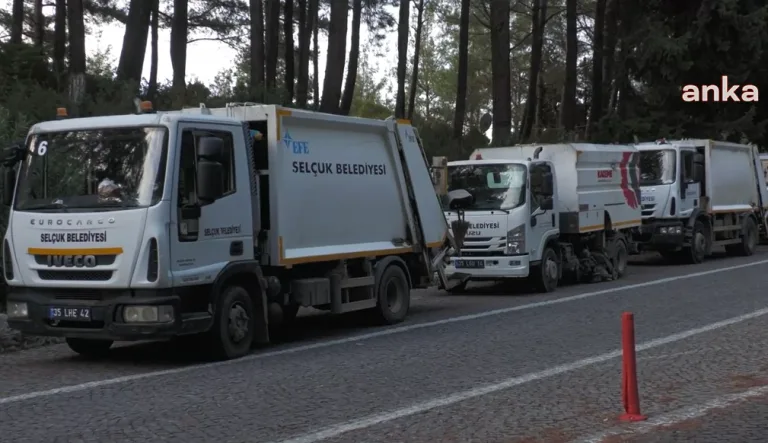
442,158,559,292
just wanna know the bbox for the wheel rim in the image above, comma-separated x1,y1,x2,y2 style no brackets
385,278,403,312
694,232,706,258
544,256,558,283
228,302,250,343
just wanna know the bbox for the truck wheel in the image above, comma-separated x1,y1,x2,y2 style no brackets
727,217,758,256
684,221,707,264
207,285,255,360
532,247,559,293
66,338,113,358
612,239,628,278
372,265,410,324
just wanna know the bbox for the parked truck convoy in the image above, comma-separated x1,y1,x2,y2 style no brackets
0,102,465,360
439,143,642,293
633,139,768,263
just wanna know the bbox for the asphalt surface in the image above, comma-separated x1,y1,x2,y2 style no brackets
1,249,768,442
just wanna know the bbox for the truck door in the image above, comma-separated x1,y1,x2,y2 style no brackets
529,162,557,257
170,123,254,287
678,148,700,217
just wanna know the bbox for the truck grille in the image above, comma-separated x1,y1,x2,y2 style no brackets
37,270,113,281
460,236,506,257
641,204,656,218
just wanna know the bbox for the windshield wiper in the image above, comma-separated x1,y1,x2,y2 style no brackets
80,199,139,209
22,202,70,212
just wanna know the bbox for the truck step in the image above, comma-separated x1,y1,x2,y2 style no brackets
713,238,742,246
340,276,375,288
712,224,741,232
338,299,377,313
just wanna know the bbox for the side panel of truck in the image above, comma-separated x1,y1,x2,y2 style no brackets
705,140,761,212
270,110,421,266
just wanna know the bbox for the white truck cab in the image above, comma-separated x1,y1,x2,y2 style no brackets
441,143,641,293
634,139,768,262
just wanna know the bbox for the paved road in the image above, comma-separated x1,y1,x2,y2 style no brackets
1,249,768,442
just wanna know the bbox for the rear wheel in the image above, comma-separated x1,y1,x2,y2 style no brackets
207,285,255,360
725,217,758,257
66,338,113,358
372,265,410,324
532,247,559,293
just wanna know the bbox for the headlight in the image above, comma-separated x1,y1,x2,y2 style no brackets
6,301,28,319
505,225,525,255
122,305,174,323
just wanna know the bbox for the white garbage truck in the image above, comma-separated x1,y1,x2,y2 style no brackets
633,139,768,262
440,143,641,293
0,102,463,359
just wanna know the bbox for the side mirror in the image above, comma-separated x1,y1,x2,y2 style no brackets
196,137,224,203
541,197,553,210
197,136,223,161
2,168,15,206
540,172,553,195
447,189,474,210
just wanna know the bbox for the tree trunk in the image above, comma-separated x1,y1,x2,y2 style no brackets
250,0,266,101
534,74,545,135
53,0,67,87
452,0,471,142
147,0,160,100
395,0,410,118
407,0,425,121
171,0,189,108
602,0,619,112
614,0,631,118
319,0,348,114
312,8,320,107
117,0,153,83
559,0,577,132
587,0,606,138
67,0,87,116
520,0,547,141
340,0,362,115
265,0,280,93
10,0,23,44
296,0,312,107
284,0,295,104
489,0,511,145
33,0,44,46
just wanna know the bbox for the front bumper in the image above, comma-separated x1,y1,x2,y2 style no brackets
635,220,686,249
5,287,212,341
445,255,530,280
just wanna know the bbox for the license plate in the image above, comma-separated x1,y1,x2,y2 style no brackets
49,307,91,321
454,259,485,269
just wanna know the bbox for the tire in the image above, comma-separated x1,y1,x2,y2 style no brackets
66,338,113,358
612,239,628,278
206,285,255,360
372,265,410,324
532,247,559,293
684,220,707,264
725,217,758,257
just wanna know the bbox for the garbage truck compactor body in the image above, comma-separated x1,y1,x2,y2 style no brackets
634,139,768,263
1,104,460,359
441,143,642,293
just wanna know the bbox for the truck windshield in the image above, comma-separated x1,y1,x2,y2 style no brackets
14,126,168,212
639,149,676,186
446,163,527,211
